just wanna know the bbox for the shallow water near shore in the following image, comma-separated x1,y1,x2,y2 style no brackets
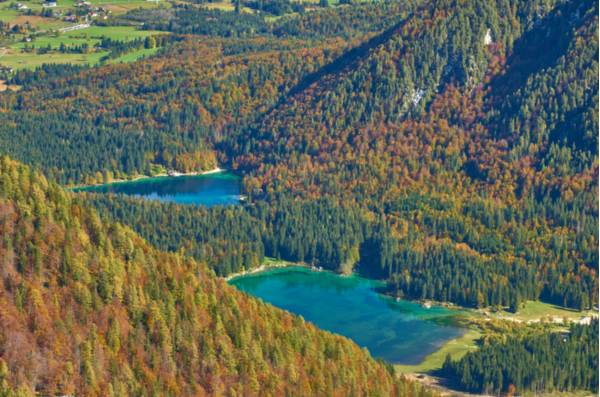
229,266,466,364
74,171,241,206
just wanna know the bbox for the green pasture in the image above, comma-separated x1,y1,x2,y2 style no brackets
0,25,163,69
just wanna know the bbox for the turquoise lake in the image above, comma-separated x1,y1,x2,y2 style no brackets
230,267,465,364
75,171,241,206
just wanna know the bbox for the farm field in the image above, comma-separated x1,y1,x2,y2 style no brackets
91,0,170,14
0,0,169,69
0,0,167,14
0,25,164,69
14,26,162,49
0,49,104,68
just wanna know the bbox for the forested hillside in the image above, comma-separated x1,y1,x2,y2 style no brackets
0,157,430,396
0,37,342,184
0,0,597,394
86,194,366,276
124,1,416,40
2,0,593,311
60,0,598,312
441,320,599,394
227,0,598,310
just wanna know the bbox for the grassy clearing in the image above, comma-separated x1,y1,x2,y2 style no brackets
61,25,161,41
0,0,166,15
0,0,76,13
0,8,21,23
14,25,161,50
516,301,589,320
201,1,255,13
0,0,41,14
25,17,71,30
395,300,596,375
1,25,163,69
202,1,235,11
0,1,71,25
485,300,596,323
99,0,171,15
395,328,481,374
107,45,159,63
90,0,162,6
0,0,171,69
0,49,106,68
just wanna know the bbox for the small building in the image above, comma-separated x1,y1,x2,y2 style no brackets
43,0,58,7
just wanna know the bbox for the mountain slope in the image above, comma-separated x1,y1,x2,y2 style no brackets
41,0,596,312
232,0,546,172
224,0,598,310
0,156,430,397
0,38,341,185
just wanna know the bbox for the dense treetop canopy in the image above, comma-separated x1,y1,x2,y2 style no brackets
0,156,430,397
0,0,597,394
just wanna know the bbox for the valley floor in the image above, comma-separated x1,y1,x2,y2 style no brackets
395,328,481,374
226,260,598,380
397,300,598,396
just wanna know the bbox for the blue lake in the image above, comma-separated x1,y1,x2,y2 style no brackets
74,171,241,206
78,173,465,365
229,266,466,364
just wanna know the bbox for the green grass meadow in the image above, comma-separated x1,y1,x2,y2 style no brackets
1,25,163,69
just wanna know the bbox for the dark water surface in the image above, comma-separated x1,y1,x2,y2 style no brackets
75,171,240,206
230,266,465,364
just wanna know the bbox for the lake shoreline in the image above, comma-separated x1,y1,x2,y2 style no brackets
226,262,483,385
224,259,312,281
226,261,459,312
70,166,226,189
226,262,597,322
226,262,596,374
395,327,481,373
224,259,362,282
228,262,467,366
